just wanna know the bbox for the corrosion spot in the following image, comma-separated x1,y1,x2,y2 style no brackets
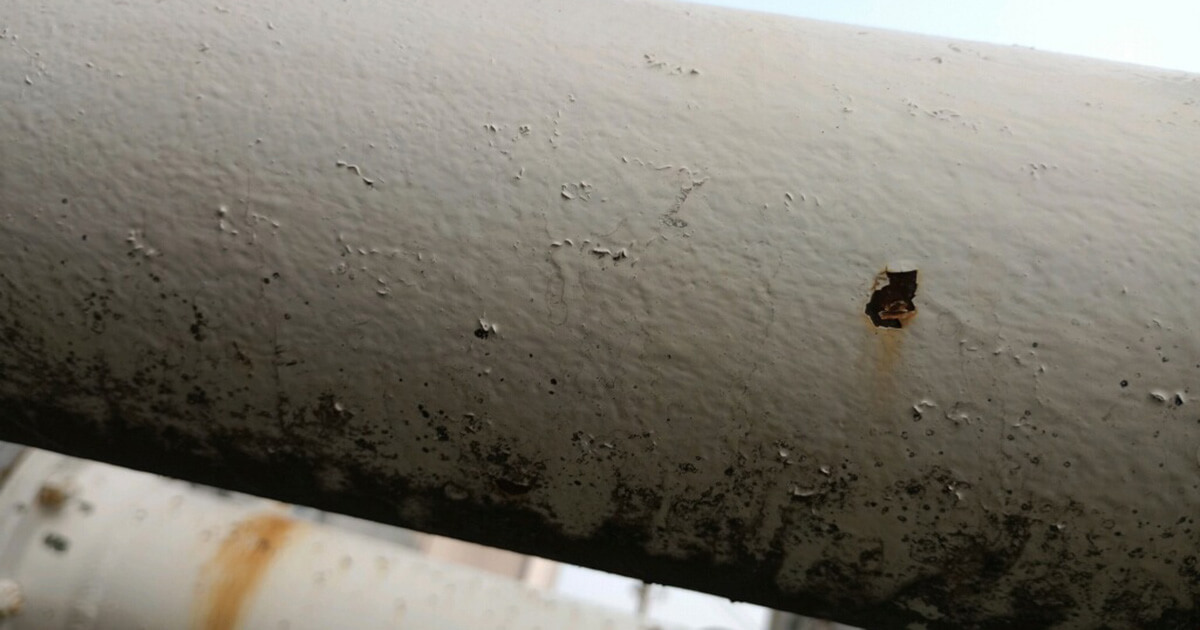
866,269,918,328
36,482,72,510
196,513,298,630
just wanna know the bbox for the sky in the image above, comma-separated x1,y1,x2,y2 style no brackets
556,564,773,630
687,0,1200,73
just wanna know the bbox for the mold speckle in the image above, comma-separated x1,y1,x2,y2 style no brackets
43,533,69,553
189,305,208,341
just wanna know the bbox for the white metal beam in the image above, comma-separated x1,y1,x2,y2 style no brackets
0,448,652,630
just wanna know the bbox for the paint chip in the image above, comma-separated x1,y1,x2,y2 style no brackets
475,318,498,339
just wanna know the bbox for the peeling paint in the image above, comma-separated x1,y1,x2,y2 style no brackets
866,269,919,329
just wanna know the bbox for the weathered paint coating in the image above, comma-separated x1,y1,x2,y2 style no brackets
196,514,299,630
1,0,1198,627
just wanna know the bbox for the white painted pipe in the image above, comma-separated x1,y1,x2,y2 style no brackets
0,448,651,630
1,0,1198,627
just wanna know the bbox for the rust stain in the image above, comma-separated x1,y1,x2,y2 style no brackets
861,312,908,412
195,513,298,630
861,268,919,376
860,269,919,413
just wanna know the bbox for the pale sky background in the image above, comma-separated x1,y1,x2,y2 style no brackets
688,0,1200,73
555,2,1199,629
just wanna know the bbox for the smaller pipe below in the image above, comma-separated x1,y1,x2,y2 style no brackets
0,448,652,630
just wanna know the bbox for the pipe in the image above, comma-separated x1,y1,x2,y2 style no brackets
0,447,651,630
1,0,1197,627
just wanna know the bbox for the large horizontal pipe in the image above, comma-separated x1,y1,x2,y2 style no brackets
1,0,1198,627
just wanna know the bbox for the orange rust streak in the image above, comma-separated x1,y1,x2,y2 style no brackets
197,513,298,630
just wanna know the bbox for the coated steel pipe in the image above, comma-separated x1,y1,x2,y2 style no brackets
1,0,1198,627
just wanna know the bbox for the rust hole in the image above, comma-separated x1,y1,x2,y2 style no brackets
866,269,918,328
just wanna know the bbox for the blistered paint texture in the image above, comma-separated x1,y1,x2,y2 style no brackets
1,1,1198,627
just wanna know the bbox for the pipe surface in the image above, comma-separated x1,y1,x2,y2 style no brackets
1,0,1198,627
